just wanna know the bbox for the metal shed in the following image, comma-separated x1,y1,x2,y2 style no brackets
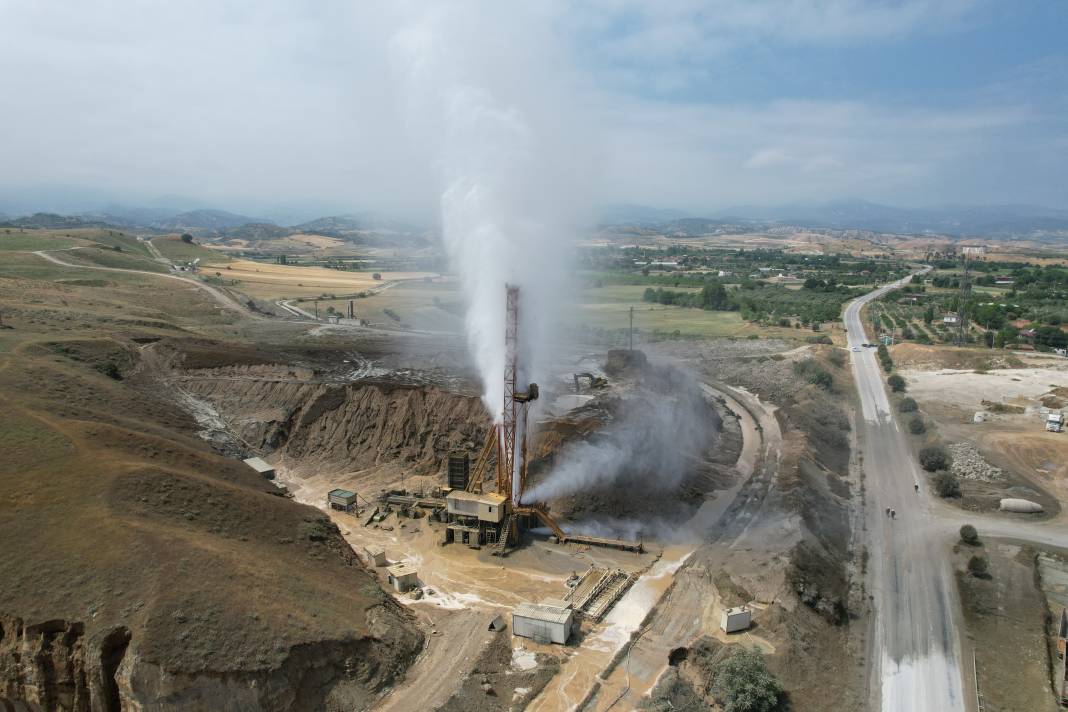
364,546,386,567
720,606,752,633
327,489,358,512
512,601,575,645
445,490,506,523
243,457,275,480
387,563,419,593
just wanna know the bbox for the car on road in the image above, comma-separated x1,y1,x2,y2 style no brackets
851,346,861,352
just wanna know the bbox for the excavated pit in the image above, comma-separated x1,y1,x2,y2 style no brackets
171,347,739,542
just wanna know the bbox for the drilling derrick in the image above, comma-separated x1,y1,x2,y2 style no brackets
498,285,520,501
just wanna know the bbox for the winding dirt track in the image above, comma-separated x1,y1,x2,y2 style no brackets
33,248,256,316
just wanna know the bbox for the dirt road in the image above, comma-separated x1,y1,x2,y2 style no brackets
527,381,783,711
844,275,968,712
33,248,254,317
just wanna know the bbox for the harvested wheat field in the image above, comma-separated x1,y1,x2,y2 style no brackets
206,259,437,299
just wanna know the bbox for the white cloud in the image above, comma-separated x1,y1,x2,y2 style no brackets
0,0,1058,215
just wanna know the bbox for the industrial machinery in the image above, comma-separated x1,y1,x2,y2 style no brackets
573,372,607,393
445,284,640,555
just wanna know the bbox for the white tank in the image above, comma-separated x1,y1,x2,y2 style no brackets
999,498,1043,513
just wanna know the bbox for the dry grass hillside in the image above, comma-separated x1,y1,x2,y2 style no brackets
0,248,422,710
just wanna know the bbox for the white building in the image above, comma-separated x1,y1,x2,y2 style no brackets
720,606,752,633
445,491,506,523
387,562,419,593
364,546,386,567
512,600,576,645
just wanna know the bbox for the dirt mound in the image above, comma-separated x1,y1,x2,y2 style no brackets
180,374,490,475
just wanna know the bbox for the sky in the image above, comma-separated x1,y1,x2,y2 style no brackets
0,0,1064,220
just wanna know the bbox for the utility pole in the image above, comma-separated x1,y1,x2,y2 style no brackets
314,300,319,319
629,306,634,351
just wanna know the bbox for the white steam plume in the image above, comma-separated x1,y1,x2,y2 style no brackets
390,5,595,417
521,368,715,505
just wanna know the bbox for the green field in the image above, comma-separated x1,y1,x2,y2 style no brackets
152,236,231,263
316,279,463,331
0,232,82,251
65,248,169,273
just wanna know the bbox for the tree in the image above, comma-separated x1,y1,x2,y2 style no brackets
180,233,194,243
372,273,382,280
711,647,782,712
908,416,926,434
967,555,989,577
887,374,906,392
919,445,951,472
899,397,918,413
959,524,979,546
933,471,961,498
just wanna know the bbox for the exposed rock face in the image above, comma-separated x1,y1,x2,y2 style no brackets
0,610,420,712
179,373,490,473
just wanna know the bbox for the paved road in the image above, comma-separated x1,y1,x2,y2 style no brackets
844,275,968,712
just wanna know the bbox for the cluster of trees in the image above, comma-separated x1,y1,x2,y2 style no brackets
641,280,856,325
876,344,893,372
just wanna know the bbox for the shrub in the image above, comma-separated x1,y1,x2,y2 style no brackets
919,445,951,472
959,524,979,545
908,416,926,434
967,555,989,577
899,397,918,413
711,647,782,712
180,233,193,243
887,374,907,392
933,471,961,498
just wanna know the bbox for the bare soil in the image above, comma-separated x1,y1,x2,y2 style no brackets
955,540,1058,712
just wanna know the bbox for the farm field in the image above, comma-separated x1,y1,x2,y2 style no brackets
202,258,437,299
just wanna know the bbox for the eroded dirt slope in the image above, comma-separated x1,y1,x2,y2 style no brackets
0,271,423,711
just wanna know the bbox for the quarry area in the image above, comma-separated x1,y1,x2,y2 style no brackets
7,223,1068,712
6,220,1068,712
0,228,875,712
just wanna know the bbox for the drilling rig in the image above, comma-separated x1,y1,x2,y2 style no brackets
447,284,639,555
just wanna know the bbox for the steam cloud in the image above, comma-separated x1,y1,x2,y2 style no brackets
521,367,716,505
391,7,595,418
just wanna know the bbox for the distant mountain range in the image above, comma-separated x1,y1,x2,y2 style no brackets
598,199,1068,238
3,199,1067,240
709,199,1068,237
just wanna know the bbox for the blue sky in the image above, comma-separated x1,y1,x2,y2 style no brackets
0,0,1064,217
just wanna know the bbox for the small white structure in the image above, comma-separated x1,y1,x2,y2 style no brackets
720,606,752,634
387,562,419,593
943,313,960,325
364,546,386,567
512,600,576,645
445,490,506,523
1000,498,1044,513
973,411,991,424
1048,413,1064,432
243,457,275,480
327,488,358,512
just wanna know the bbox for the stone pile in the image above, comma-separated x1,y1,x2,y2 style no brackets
948,442,1003,482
